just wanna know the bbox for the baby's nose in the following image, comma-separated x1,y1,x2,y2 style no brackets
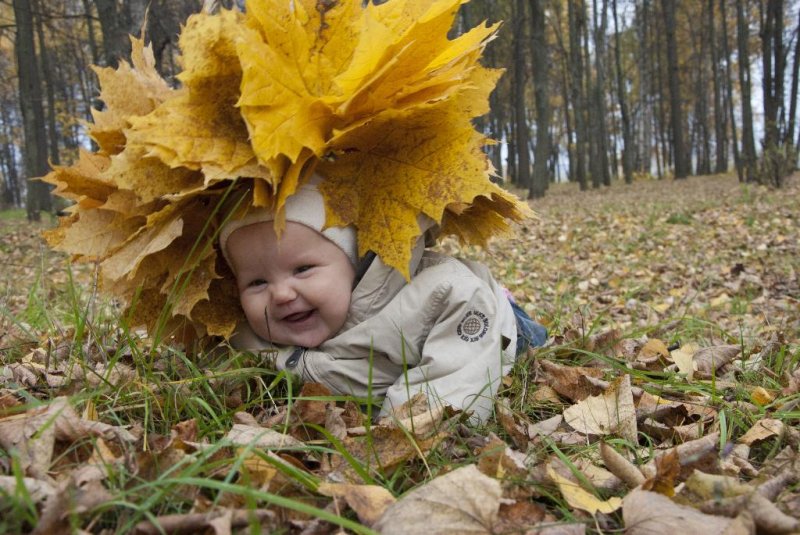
270,281,297,303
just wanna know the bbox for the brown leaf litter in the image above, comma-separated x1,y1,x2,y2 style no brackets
1,173,799,533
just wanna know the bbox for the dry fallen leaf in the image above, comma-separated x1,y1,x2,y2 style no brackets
0,396,135,480
374,464,501,534
684,471,753,500
317,482,396,527
546,464,622,515
538,360,605,402
749,386,775,406
692,345,741,378
636,338,671,369
225,423,304,450
494,500,549,533
0,406,57,480
33,476,114,535
641,432,721,480
330,426,445,483
670,342,700,380
698,492,800,534
738,418,785,446
623,488,755,535
476,434,529,481
642,449,680,496
0,476,56,505
563,374,638,443
495,397,530,450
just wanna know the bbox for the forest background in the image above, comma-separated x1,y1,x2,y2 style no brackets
2,0,800,220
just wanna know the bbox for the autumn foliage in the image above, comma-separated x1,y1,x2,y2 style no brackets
42,0,530,341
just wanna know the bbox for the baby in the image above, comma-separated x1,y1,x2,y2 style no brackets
220,177,546,422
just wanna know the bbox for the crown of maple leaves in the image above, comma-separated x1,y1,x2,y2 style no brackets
43,0,532,341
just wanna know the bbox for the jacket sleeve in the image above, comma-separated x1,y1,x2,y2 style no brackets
377,260,516,423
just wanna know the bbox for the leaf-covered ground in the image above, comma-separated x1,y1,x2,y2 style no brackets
1,173,798,534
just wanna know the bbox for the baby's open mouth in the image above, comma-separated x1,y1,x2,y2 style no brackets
283,310,314,323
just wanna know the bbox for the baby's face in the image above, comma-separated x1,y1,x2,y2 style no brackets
227,221,355,348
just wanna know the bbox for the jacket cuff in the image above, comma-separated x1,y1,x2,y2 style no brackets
275,346,305,372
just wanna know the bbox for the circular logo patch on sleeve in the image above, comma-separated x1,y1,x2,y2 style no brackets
457,309,489,342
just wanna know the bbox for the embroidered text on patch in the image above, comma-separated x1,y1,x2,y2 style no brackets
457,310,489,342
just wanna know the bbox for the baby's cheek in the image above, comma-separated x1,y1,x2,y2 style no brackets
240,296,261,321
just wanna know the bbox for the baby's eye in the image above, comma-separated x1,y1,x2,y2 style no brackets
295,265,314,275
248,278,268,288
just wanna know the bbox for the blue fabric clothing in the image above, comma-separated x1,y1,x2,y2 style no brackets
510,300,548,354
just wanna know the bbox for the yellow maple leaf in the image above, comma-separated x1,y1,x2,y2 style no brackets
100,203,184,283
104,147,205,204
89,36,173,154
41,149,114,207
319,102,528,277
192,275,241,338
49,208,145,262
125,11,256,178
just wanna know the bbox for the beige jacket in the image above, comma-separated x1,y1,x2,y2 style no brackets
232,238,518,422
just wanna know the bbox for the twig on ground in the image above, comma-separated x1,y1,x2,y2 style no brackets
132,509,275,534
600,442,646,488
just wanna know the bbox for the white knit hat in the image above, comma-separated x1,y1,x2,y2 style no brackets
219,176,358,268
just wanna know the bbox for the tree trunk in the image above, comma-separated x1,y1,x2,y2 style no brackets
0,106,21,206
482,22,505,178
664,0,690,178
759,0,788,187
506,120,517,184
736,0,757,181
13,0,51,220
654,2,670,178
512,0,531,190
612,0,633,184
34,0,60,166
786,11,800,148
94,0,130,67
694,2,712,175
530,0,552,198
93,0,151,68
591,0,612,187
568,0,588,190
636,1,653,175
710,0,728,173
81,0,101,66
583,3,601,188
560,48,576,183
718,0,742,182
